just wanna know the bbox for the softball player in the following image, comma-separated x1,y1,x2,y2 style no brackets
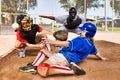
12,15,51,58
19,22,107,76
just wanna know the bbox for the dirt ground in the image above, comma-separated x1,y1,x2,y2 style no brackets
0,40,120,80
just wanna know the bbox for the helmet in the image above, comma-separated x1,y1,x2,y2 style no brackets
16,15,26,25
16,15,33,31
69,7,77,13
69,7,77,19
79,22,97,38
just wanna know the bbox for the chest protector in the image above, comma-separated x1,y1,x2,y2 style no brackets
21,24,39,44
64,16,82,29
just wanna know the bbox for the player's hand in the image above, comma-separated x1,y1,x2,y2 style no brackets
42,38,55,45
101,57,108,61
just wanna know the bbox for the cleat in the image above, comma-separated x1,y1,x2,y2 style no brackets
19,52,25,58
69,62,86,75
19,64,37,74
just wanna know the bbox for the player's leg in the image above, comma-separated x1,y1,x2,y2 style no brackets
37,53,72,77
37,54,86,77
37,61,74,77
14,40,26,58
19,49,54,73
19,50,44,74
38,61,86,77
32,49,54,66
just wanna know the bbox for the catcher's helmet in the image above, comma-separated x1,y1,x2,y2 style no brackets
16,15,26,25
69,7,77,19
16,15,33,31
79,22,97,38
69,7,77,13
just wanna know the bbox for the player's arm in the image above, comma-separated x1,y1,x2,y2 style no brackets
16,31,27,44
90,46,107,60
95,52,107,60
39,15,55,20
86,18,96,21
44,38,69,47
25,43,45,49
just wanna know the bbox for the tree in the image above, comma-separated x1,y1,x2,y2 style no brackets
1,0,37,25
2,0,37,13
59,0,104,15
110,0,120,17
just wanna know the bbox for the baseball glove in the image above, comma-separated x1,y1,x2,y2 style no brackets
53,30,68,41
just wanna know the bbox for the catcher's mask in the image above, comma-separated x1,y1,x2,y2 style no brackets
69,7,77,19
17,15,33,31
79,22,97,38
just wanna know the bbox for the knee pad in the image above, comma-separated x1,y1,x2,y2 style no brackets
37,63,50,77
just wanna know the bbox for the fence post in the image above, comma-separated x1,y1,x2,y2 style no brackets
0,0,1,35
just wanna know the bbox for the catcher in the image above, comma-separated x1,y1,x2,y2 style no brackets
40,7,95,41
19,22,107,77
12,14,51,58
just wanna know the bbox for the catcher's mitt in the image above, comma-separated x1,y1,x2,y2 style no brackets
53,30,68,41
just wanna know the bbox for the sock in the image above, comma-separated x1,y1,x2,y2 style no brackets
32,51,45,66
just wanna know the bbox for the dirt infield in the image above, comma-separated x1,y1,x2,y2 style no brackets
0,40,120,80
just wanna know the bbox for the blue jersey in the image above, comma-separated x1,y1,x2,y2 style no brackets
59,36,97,64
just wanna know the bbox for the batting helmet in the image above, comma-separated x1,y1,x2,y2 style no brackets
79,22,97,38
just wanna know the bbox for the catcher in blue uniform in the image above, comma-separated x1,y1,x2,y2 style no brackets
19,22,107,77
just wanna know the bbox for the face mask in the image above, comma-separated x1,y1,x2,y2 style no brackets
69,12,76,19
21,16,33,31
22,24,31,31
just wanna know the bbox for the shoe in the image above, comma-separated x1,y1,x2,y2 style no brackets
19,49,26,58
69,62,86,75
19,64,37,74
27,62,33,66
19,51,25,58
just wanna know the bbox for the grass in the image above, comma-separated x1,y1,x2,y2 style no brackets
52,26,60,32
97,27,120,31
52,25,120,32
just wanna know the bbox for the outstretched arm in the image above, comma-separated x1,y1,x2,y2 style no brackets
26,42,45,49
95,52,107,60
44,38,69,47
39,15,55,20
86,18,96,22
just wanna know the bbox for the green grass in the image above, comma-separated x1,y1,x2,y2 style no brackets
52,25,120,32
97,27,120,31
52,26,60,32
